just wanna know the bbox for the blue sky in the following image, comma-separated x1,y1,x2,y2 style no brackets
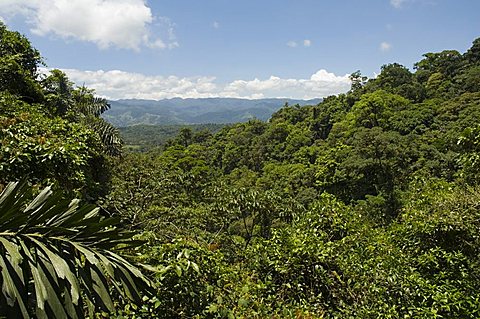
1,0,479,100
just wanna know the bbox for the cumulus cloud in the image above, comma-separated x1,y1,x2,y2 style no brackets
0,0,31,18
380,41,392,52
0,0,177,50
224,70,351,99
57,69,218,100
213,21,220,29
51,68,351,100
303,39,311,47
287,41,298,48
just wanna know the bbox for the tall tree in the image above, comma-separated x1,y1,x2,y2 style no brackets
0,22,43,102
43,70,122,156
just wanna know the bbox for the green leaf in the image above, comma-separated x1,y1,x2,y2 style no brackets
0,181,152,317
90,267,115,312
30,237,80,305
0,237,23,271
175,265,183,277
191,261,200,273
0,255,29,318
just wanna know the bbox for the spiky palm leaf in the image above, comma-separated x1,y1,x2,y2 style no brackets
0,181,150,318
73,87,122,156
74,88,111,117
43,73,123,157
86,117,123,157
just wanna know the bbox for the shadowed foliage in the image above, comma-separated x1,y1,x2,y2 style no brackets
0,181,151,318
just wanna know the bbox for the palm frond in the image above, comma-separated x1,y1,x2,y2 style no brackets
74,86,110,117
76,96,111,117
86,117,123,157
0,181,151,318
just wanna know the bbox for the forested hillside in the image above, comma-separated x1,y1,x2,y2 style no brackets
106,98,322,126
2,21,480,318
120,123,226,151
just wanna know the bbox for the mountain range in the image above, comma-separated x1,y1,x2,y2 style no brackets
104,98,322,127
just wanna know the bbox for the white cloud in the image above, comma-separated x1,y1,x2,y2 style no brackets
0,0,32,17
390,0,407,8
213,21,220,29
57,69,218,99
288,40,311,48
224,70,350,99
287,41,298,48
380,41,392,52
390,0,435,9
0,0,177,51
51,68,352,100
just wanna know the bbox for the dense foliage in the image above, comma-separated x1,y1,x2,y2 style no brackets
119,123,226,152
104,38,480,318
0,23,148,318
2,21,480,318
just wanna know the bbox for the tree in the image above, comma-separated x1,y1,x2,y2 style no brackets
43,70,122,157
464,37,480,65
177,127,193,147
346,90,409,130
458,125,480,183
42,69,74,116
0,23,121,198
0,93,103,195
349,70,368,92
0,22,43,102
414,50,463,82
376,63,413,90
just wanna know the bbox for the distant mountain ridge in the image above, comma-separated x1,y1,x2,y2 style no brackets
104,97,322,126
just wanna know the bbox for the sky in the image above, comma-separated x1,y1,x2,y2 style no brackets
0,0,479,100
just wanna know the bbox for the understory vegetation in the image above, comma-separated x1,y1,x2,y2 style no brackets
1,22,480,318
